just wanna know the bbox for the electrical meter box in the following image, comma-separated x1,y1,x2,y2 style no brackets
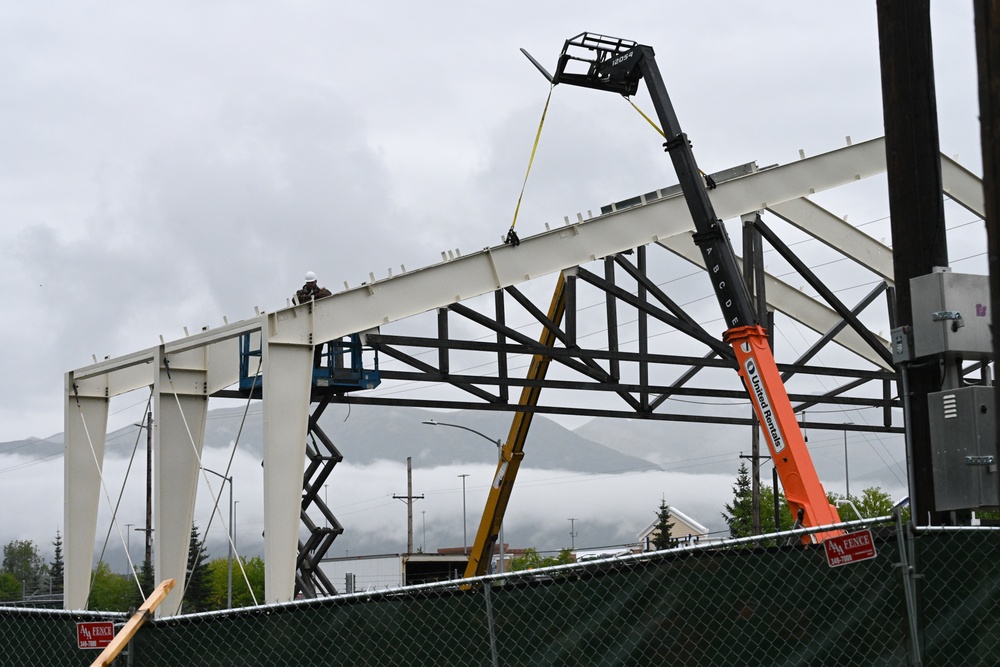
928,385,999,511
910,269,992,359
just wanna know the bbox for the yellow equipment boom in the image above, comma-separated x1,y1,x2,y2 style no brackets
463,272,567,578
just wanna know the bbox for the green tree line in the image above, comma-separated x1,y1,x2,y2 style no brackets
1,525,264,612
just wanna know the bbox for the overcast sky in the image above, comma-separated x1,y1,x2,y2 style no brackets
0,1,984,444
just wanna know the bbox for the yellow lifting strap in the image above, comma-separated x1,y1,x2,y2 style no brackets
506,85,555,246
625,95,666,139
624,96,716,188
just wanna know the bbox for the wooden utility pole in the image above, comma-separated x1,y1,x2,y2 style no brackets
877,0,949,525
975,0,1000,508
144,411,153,565
392,457,424,553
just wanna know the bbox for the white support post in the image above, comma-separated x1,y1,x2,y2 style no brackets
260,337,314,603
63,375,109,610
154,348,208,616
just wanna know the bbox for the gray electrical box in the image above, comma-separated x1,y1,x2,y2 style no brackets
890,326,913,365
910,269,992,359
928,385,999,511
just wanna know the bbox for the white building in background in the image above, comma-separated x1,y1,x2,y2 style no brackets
637,507,710,550
321,552,472,592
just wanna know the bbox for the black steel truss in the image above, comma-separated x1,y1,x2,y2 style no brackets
285,234,908,596
336,243,903,436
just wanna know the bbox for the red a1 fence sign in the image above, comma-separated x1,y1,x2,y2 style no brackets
77,621,115,649
823,528,877,567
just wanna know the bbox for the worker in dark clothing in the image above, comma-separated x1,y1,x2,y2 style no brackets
294,271,334,369
294,271,332,305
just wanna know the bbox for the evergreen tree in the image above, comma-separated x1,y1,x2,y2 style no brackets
761,485,794,533
722,462,754,538
133,558,156,609
49,532,64,595
722,464,794,539
651,499,676,550
183,524,212,613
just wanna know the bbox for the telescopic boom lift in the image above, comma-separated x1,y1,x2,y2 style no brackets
524,32,842,543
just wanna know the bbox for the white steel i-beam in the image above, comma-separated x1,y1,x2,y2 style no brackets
941,152,985,217
286,139,891,350
260,334,314,603
62,384,109,610
657,231,891,369
154,346,209,615
767,197,895,283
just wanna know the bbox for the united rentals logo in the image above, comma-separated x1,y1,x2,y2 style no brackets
745,358,785,453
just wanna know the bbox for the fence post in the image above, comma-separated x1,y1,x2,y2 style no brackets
895,510,924,666
482,582,500,667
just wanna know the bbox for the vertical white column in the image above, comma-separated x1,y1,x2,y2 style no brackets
154,348,208,616
261,338,313,603
63,374,109,610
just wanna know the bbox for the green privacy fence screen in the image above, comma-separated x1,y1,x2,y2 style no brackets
0,608,127,666
2,521,997,666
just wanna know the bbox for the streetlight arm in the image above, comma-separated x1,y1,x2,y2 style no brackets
201,467,232,484
422,420,502,447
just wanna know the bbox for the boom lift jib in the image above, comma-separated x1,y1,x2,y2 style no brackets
464,273,567,578
525,32,841,542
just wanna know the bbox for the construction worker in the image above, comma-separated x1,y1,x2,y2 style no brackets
294,271,332,305
294,271,333,369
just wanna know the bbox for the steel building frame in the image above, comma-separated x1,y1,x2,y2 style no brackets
63,137,984,608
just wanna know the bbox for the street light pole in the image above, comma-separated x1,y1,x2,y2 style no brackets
844,429,850,499
202,467,233,609
458,474,470,555
423,420,506,572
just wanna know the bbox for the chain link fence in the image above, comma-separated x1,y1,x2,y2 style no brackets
911,526,1000,663
0,607,127,666
3,519,997,665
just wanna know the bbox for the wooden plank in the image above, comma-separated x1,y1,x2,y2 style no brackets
90,578,176,667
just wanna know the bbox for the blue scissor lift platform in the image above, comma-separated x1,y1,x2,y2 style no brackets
238,332,380,399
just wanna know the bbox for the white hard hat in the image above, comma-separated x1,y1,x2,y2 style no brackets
304,271,317,282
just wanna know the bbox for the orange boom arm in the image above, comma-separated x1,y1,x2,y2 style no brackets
726,325,841,540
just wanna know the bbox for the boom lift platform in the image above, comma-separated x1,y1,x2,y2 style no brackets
238,331,381,399
471,33,840,559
